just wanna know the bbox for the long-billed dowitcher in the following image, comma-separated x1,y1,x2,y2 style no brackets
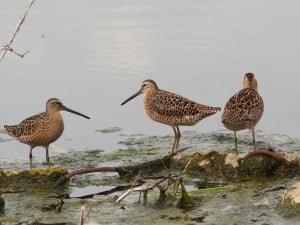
2,98,90,168
121,79,221,155
221,73,264,154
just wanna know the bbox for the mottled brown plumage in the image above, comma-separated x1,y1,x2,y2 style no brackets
222,73,264,154
121,79,221,155
3,98,90,168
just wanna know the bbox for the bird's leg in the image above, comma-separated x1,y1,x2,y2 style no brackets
29,146,33,169
252,129,256,150
45,146,51,168
174,126,181,154
171,127,178,155
234,131,238,155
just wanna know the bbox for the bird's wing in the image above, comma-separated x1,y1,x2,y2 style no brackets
149,90,204,117
222,89,264,124
4,112,46,137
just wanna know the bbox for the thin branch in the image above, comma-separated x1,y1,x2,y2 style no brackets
115,172,181,203
115,153,198,203
0,0,36,62
1,46,30,58
79,203,96,225
181,152,201,174
115,175,170,203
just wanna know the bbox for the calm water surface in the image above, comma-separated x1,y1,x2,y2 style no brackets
0,0,300,166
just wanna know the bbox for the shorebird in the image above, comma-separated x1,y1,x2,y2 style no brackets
121,79,221,155
2,98,90,168
221,73,264,154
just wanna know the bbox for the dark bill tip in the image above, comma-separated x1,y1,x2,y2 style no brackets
121,89,142,105
63,105,90,119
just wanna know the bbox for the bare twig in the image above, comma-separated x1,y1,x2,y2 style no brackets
79,203,96,225
181,152,201,174
0,0,36,62
1,46,30,58
115,153,200,203
115,176,170,203
115,172,181,203
79,206,85,225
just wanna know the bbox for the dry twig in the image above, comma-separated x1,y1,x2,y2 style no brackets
115,173,175,203
115,154,201,203
79,203,96,225
0,0,36,62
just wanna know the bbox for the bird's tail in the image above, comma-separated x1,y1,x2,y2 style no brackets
199,105,221,114
189,105,221,123
0,128,7,134
202,107,221,118
208,106,221,113
2,125,20,137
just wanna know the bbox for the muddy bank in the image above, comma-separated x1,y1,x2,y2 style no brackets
1,130,300,225
1,149,298,189
1,148,299,225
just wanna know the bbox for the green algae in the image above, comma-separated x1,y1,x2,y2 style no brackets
190,185,234,194
100,148,161,159
96,126,123,133
176,181,197,209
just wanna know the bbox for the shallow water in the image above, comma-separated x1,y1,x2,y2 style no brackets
0,0,300,163
1,1,300,224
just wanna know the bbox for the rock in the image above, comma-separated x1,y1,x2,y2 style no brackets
277,180,300,218
0,168,68,191
282,181,300,205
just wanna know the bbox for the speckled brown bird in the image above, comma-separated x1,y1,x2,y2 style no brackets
221,73,264,154
121,79,221,155
2,98,90,168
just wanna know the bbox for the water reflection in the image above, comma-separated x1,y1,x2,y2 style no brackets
1,1,300,165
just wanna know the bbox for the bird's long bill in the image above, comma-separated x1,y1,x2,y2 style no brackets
62,105,90,119
121,89,142,105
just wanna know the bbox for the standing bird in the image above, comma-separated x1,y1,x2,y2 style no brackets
2,98,90,168
221,73,264,154
121,79,221,155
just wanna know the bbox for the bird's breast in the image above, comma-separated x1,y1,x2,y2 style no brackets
29,113,65,147
43,114,64,144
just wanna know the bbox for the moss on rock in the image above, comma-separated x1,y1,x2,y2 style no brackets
0,168,68,191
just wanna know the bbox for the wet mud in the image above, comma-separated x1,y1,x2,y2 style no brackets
0,130,299,225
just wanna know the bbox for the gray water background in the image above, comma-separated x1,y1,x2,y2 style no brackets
0,0,300,166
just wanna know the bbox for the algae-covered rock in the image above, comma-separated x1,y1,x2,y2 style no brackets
0,168,68,191
116,155,172,180
173,150,299,181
